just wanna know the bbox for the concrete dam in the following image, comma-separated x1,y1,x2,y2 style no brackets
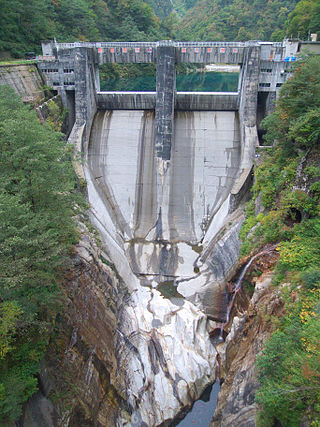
37,40,295,425
87,109,240,314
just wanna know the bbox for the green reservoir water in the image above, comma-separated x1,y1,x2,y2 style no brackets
100,71,239,92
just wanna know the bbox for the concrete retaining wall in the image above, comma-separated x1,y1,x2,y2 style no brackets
176,92,238,111
0,63,45,103
96,92,239,111
97,92,156,110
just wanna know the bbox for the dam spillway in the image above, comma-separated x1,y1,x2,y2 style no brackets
88,110,240,243
83,108,244,424
86,109,241,315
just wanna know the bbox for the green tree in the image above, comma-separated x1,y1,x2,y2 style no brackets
286,0,320,40
176,0,299,41
0,85,80,424
262,55,320,153
256,301,320,426
0,0,164,58
238,52,320,427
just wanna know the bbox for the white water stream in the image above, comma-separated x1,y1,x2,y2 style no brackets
219,245,278,340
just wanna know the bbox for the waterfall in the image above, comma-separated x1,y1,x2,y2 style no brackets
219,244,277,340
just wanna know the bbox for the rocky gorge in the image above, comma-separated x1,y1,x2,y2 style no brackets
5,53,319,427
6,68,269,426
20,214,284,427
211,250,282,427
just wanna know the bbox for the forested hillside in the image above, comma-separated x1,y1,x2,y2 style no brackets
0,0,163,58
285,0,320,39
144,0,197,18
240,55,320,426
176,0,300,41
0,86,82,423
0,0,318,58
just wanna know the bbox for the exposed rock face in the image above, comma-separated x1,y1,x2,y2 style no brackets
211,269,284,427
20,392,56,427
23,221,219,427
22,221,127,426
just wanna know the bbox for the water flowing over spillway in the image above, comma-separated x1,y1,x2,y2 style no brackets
84,109,243,425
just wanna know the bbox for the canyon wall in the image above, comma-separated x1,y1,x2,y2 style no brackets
211,254,283,427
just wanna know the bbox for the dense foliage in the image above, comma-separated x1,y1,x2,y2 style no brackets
144,0,197,18
240,56,320,425
256,285,320,426
0,86,81,423
1,0,317,59
176,0,299,41
0,0,163,58
285,0,320,40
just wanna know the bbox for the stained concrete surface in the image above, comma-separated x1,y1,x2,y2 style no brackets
88,110,240,244
87,109,242,318
0,64,44,102
80,108,246,425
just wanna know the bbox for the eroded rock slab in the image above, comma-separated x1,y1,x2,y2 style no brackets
27,222,219,427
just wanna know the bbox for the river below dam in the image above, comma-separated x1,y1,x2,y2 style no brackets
175,382,221,426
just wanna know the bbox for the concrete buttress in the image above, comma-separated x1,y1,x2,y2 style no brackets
155,42,176,161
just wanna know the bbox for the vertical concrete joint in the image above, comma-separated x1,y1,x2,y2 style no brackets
155,42,176,161
238,43,261,166
229,42,261,214
74,47,89,125
74,47,98,151
240,43,261,127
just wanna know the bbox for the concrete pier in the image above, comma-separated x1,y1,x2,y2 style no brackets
155,42,176,161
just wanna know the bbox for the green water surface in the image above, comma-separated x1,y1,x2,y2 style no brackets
100,71,239,92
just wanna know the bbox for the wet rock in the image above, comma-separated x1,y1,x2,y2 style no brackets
211,272,284,427
21,392,57,427
21,221,220,427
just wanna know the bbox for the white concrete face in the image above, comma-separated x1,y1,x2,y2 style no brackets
86,110,242,297
88,110,240,245
172,111,240,242
88,110,158,241
86,110,242,298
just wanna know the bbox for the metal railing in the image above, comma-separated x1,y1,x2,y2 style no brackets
54,40,256,50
